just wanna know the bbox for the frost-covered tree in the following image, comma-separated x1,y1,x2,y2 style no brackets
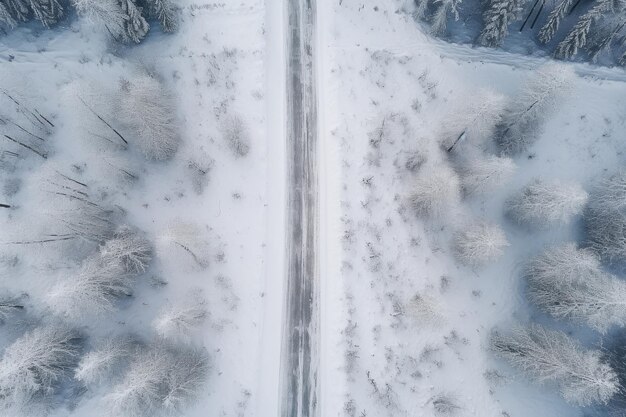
585,172,626,262
3,0,30,22
555,0,624,59
0,3,17,29
525,243,602,284
457,154,516,196
430,0,462,35
119,74,180,160
107,344,209,416
496,64,574,155
72,0,148,43
442,89,506,152
153,292,207,341
46,248,137,320
100,226,153,274
478,0,525,46
454,221,509,267
139,0,177,32
409,163,461,219
491,324,619,406
538,0,577,43
0,325,81,411
506,179,587,226
28,0,64,27
75,336,133,385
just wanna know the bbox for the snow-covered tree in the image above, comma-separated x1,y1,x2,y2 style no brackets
585,172,626,262
538,0,577,43
28,0,64,27
107,344,209,416
478,0,525,47
118,74,180,160
72,0,148,43
46,248,137,320
555,0,623,59
3,0,29,22
139,0,177,32
100,226,153,274
454,221,509,267
409,163,461,219
0,325,81,410
524,243,602,284
442,89,506,152
119,0,149,43
0,3,17,28
491,324,619,406
153,292,207,341
430,0,462,35
496,64,574,155
75,336,134,385
457,154,516,196
506,178,587,227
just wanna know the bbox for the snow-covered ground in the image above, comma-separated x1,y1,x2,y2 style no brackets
319,1,626,417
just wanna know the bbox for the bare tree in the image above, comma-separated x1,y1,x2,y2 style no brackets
107,344,209,417
118,74,180,160
491,324,619,406
506,178,587,227
153,292,207,341
0,325,81,411
100,226,153,274
75,336,134,385
457,154,516,196
496,64,574,155
409,163,461,219
454,221,509,267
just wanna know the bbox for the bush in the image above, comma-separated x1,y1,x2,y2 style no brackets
221,115,250,158
153,292,207,341
409,164,460,219
491,324,618,406
506,179,587,227
453,221,508,267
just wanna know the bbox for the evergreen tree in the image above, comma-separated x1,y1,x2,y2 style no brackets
478,0,526,47
538,0,577,43
28,0,64,27
0,2,17,28
140,0,177,32
430,0,462,35
2,0,30,22
120,0,149,43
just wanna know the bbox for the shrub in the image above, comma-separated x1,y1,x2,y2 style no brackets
409,164,460,219
221,115,250,158
153,292,207,341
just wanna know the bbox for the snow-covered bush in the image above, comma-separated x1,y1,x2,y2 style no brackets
585,172,626,262
153,292,207,341
506,179,587,227
406,293,445,326
457,154,516,196
491,324,619,406
409,164,460,219
107,344,210,416
453,221,508,267
441,89,506,152
478,0,525,46
100,226,153,274
221,114,251,158
496,64,574,155
118,74,180,160
186,150,213,195
75,336,134,385
0,325,81,411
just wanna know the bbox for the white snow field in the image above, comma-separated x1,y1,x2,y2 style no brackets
0,0,626,417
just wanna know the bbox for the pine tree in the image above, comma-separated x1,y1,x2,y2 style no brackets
2,0,30,22
119,0,149,43
491,324,619,406
478,0,526,47
430,0,462,35
72,0,128,41
141,0,177,32
555,0,624,59
538,0,577,43
28,0,63,27
0,2,17,28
